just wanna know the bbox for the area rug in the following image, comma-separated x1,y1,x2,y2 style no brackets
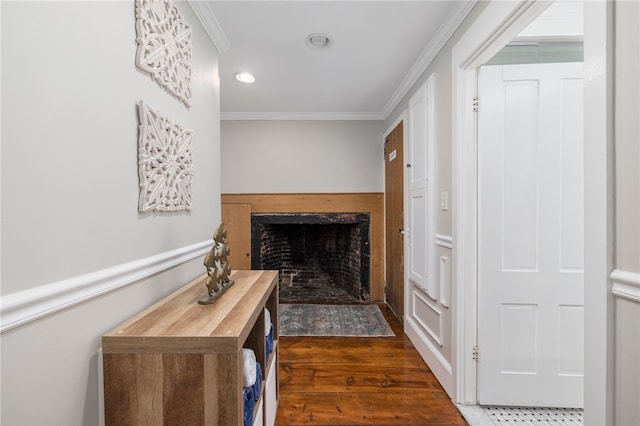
279,304,395,337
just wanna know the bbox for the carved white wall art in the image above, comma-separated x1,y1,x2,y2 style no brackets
138,101,194,212
135,0,192,107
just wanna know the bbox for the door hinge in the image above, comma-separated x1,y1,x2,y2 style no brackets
473,97,479,112
472,345,479,362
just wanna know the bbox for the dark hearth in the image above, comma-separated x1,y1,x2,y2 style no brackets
251,213,370,303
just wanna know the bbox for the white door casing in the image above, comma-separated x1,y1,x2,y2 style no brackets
477,63,584,408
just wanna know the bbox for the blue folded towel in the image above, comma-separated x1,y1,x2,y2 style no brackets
243,387,254,426
252,362,262,401
265,323,274,362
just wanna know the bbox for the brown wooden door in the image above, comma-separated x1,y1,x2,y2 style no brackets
384,122,404,322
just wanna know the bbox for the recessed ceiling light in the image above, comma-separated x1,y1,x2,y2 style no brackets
306,33,333,50
235,72,255,83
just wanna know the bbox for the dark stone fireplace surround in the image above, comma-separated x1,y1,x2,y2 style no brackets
251,213,370,303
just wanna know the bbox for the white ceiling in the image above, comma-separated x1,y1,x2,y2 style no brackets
190,1,475,120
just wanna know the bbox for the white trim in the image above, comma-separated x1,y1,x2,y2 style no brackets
451,0,557,406
439,255,450,308
405,313,453,396
436,234,453,249
582,2,615,424
381,0,477,120
187,0,231,53
412,290,444,346
451,1,613,421
221,111,384,121
0,240,213,334
611,269,640,303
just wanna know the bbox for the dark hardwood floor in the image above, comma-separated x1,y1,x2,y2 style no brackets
275,304,468,425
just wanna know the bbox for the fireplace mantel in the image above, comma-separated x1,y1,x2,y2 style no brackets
221,193,384,302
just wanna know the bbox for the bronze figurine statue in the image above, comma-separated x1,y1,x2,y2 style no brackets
198,223,235,305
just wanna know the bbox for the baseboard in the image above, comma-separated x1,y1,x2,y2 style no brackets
0,240,213,333
405,317,453,396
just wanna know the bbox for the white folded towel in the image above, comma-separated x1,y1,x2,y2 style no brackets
264,308,271,336
242,348,257,388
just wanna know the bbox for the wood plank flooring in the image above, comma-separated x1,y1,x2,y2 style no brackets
275,304,468,425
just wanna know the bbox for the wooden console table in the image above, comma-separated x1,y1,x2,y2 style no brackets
102,270,279,425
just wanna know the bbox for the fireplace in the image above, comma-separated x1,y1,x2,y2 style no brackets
251,213,370,303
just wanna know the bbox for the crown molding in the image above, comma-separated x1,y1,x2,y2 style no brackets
221,111,385,121
187,0,231,53
381,0,477,119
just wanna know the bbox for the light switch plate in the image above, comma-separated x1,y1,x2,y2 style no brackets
441,191,449,211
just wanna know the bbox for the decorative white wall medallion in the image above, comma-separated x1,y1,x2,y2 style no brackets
138,101,193,212
135,0,193,107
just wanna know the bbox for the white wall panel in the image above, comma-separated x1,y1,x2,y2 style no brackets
409,88,427,191
409,189,427,289
407,76,437,299
439,255,450,307
412,290,443,346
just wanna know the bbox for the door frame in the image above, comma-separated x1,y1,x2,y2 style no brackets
450,1,614,424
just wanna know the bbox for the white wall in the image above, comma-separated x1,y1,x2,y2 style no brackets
0,1,221,424
221,120,384,193
613,1,640,424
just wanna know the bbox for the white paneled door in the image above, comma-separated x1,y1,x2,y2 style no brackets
478,63,584,408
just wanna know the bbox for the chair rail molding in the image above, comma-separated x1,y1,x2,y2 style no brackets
0,240,213,333
611,269,640,303
436,234,453,249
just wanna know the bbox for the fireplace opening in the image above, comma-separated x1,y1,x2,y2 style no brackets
251,213,370,303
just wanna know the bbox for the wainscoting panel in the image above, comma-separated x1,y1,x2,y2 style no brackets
439,255,450,307
405,285,452,395
412,290,443,346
